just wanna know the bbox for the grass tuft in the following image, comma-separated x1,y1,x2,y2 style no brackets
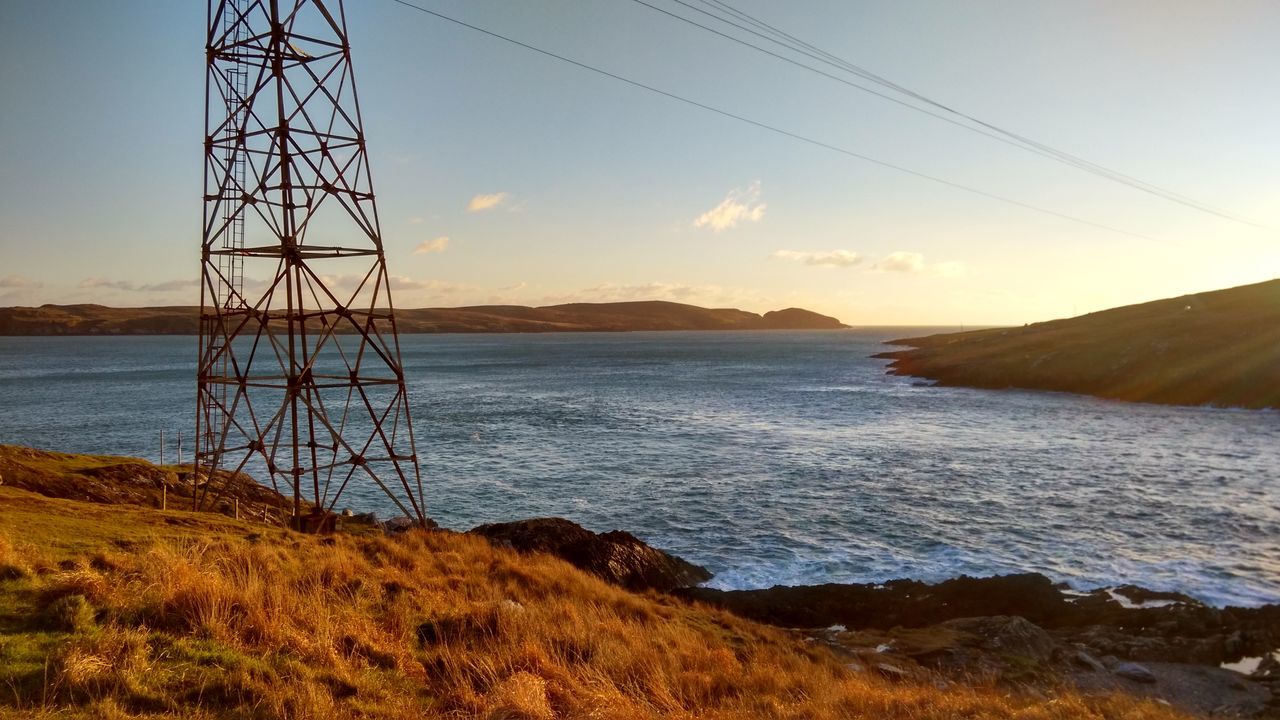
41,594,96,633
0,488,1193,719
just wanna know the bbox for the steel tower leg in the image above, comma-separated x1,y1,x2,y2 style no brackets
196,0,426,530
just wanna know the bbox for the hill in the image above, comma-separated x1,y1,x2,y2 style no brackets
0,301,845,336
0,449,1184,719
875,278,1280,409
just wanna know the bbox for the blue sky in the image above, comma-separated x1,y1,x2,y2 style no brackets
1,0,1277,324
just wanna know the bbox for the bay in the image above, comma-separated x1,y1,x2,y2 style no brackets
1,330,1277,606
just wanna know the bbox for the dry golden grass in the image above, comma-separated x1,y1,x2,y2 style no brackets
0,499,1189,719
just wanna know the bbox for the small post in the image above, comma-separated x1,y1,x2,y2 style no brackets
162,485,167,511
234,498,240,520
177,431,183,465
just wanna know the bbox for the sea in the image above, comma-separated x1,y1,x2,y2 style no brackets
1,330,1277,607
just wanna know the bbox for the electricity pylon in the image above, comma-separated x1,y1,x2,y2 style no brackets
196,0,426,529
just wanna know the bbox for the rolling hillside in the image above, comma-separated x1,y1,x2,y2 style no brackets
876,278,1280,409
0,301,845,336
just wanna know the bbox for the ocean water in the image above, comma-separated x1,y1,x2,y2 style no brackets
1,330,1277,607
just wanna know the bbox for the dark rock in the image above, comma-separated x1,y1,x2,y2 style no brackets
1254,653,1280,679
903,616,1065,685
380,516,438,533
469,517,712,592
675,573,1068,630
875,663,911,681
1073,649,1108,673
675,572,1280,667
1110,584,1196,607
938,616,1058,664
1113,661,1158,684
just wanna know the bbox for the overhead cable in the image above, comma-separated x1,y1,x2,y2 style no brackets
388,0,1166,243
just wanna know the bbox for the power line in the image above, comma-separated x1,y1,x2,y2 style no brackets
690,0,1268,230
632,0,1267,230
387,0,1165,244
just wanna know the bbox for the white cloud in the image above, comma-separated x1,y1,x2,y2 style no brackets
78,277,197,292
467,192,509,213
772,249,862,268
544,281,772,310
79,277,136,291
413,236,450,255
769,249,965,277
140,279,200,292
872,251,926,274
694,181,766,232
316,273,473,297
0,275,41,289
871,251,966,277
408,216,426,225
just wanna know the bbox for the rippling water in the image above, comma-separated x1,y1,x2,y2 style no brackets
1,331,1277,606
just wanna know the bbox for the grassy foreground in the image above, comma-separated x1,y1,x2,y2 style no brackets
0,487,1184,719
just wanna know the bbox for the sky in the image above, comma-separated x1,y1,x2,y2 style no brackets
1,0,1277,325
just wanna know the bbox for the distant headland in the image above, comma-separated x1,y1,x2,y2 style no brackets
875,278,1280,409
0,301,846,336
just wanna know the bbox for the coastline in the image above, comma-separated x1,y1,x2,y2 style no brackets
873,278,1280,410
3,444,1278,716
0,301,847,336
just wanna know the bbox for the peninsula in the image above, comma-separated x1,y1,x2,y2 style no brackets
0,301,845,336
876,278,1280,409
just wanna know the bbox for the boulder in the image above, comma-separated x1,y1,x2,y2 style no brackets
469,517,712,592
937,616,1059,664
1113,661,1158,684
1073,649,1108,673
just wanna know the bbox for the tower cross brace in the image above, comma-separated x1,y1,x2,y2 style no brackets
196,0,426,529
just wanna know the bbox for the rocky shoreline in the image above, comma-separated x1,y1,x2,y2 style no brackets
478,517,1280,717
4,445,1275,717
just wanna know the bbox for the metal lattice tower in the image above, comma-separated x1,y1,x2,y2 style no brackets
197,0,426,529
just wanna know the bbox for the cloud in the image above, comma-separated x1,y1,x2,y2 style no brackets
871,252,966,277
0,275,41,289
467,192,509,213
772,249,862,268
79,277,137,291
544,281,772,311
769,249,965,277
872,251,926,273
408,217,426,225
301,273,461,293
413,236,450,255
140,279,200,292
79,277,198,292
694,181,766,232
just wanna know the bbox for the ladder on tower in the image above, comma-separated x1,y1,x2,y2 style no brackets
201,0,251,464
